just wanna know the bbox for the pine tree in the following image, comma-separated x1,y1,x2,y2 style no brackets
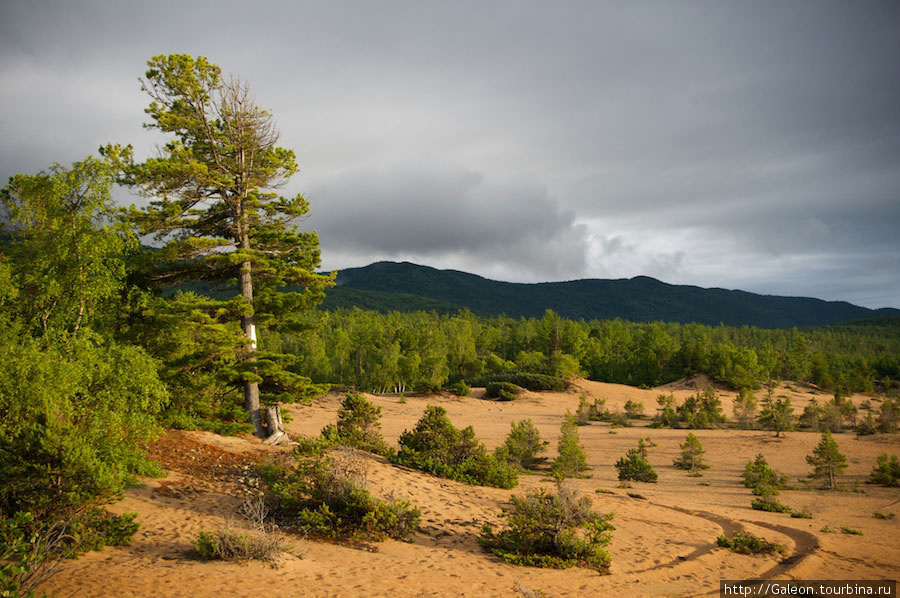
758,386,793,438
551,412,588,479
673,432,708,472
806,431,847,489
105,55,333,437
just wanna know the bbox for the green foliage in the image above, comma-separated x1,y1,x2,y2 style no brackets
741,454,788,492
872,511,894,520
575,394,592,425
615,446,658,483
551,413,589,479
451,380,471,397
263,450,420,541
840,526,863,536
472,372,569,392
751,498,792,513
495,420,548,471
0,333,166,521
716,531,786,555
791,507,813,519
478,484,614,572
391,405,518,488
757,387,794,437
624,400,644,419
1,157,130,337
486,381,522,401
320,393,392,457
868,454,900,487
806,431,847,489
673,433,708,472
732,388,757,429
650,387,725,429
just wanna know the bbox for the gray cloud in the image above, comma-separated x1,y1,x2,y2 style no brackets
1,0,898,307
307,162,591,281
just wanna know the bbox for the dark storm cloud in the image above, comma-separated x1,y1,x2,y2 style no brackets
306,162,592,280
1,1,898,307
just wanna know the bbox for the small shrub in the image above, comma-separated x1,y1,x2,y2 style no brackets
451,380,471,397
820,525,835,533
615,446,657,483
575,394,592,426
716,531,786,555
392,405,518,488
486,381,522,401
495,419,548,471
595,489,615,495
872,512,895,520
471,373,569,392
751,498,792,513
264,449,421,541
194,524,285,562
551,413,589,479
673,432,708,472
791,507,813,519
869,454,900,487
626,492,647,500
478,484,614,572
320,393,393,457
624,400,644,419
742,455,788,491
840,526,863,536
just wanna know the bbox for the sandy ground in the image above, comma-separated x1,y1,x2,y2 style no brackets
39,380,900,597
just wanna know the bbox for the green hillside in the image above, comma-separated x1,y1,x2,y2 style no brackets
322,261,899,328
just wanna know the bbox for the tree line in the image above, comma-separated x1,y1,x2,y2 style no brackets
269,308,900,396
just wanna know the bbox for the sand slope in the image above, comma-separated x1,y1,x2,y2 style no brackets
39,381,900,597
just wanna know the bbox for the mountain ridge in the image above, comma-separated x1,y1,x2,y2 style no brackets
322,261,900,328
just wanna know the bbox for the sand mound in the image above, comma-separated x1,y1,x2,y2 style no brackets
655,373,717,391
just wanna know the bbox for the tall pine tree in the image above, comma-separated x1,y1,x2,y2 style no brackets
105,55,332,437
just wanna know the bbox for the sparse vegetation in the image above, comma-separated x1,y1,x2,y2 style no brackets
872,512,895,520
791,507,813,519
869,454,900,487
840,526,863,536
478,483,614,572
717,531,786,555
624,400,644,419
650,387,725,429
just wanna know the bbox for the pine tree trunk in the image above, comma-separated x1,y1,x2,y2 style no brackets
240,256,265,438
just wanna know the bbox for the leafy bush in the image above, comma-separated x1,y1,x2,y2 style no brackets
486,381,522,401
575,394,592,425
751,498,792,513
716,531,785,555
391,405,518,488
790,507,813,519
451,380,471,397
650,388,726,429
319,393,393,457
495,420,548,471
478,484,614,572
471,373,569,392
264,449,420,541
741,455,788,491
551,413,589,479
624,400,644,419
840,526,863,536
869,454,900,487
615,448,658,483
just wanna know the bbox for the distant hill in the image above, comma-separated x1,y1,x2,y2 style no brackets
321,261,900,328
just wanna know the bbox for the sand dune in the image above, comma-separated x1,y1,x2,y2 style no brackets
39,381,900,597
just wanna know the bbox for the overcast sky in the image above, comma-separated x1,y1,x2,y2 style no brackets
2,1,898,308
